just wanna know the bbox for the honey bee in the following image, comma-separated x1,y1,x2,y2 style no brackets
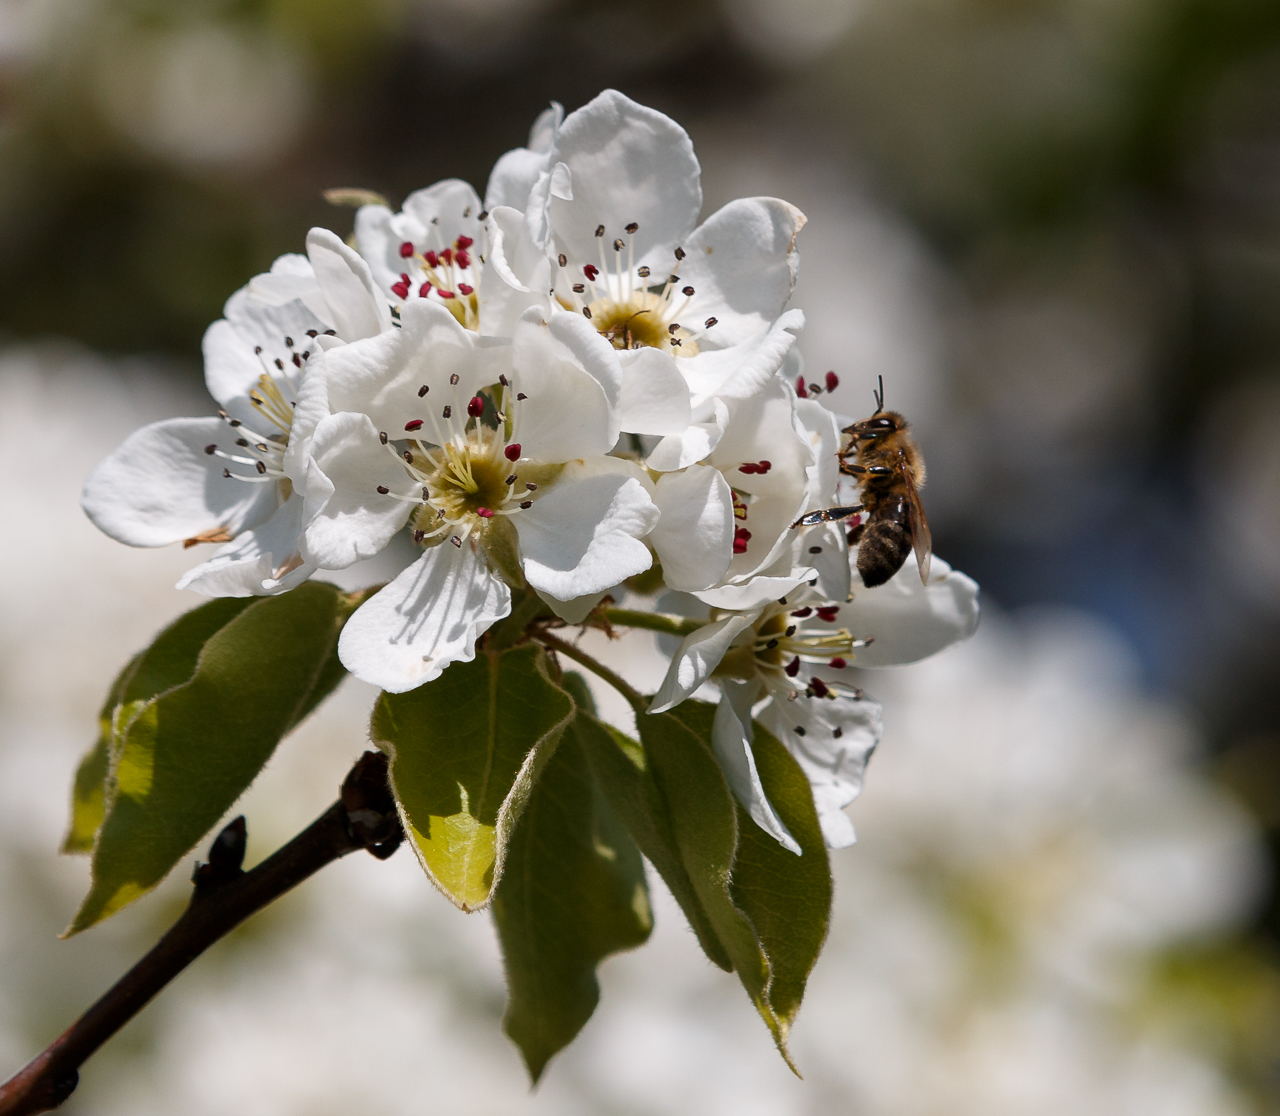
792,377,932,588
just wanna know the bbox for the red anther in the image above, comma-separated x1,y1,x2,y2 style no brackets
440,247,454,265
809,677,830,698
390,280,410,299
424,250,439,268
796,375,806,398
458,283,474,295
455,250,471,269
829,657,847,670
476,507,494,518
467,396,485,418
583,264,599,281
785,657,801,677
419,282,432,297
404,419,424,431
790,607,813,617
732,527,752,554
817,606,840,622
400,272,410,283
437,289,456,299
504,443,522,461
738,463,759,474
825,371,839,392
456,235,474,249
758,460,771,473
399,241,415,258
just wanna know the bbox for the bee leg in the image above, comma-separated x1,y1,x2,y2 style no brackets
839,462,867,476
791,504,863,529
846,521,865,546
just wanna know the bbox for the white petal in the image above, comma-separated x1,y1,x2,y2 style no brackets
510,309,617,461
177,493,315,598
649,466,733,592
481,206,552,336
796,396,842,514
545,89,701,270
306,227,391,341
694,572,814,612
843,553,981,667
649,610,759,713
484,102,563,211
802,521,852,604
320,301,485,436
759,687,882,849
536,588,608,624
714,679,800,854
678,198,806,347
82,417,277,547
645,397,729,472
514,473,658,600
677,309,803,410
338,542,512,693
709,376,813,580
300,412,412,570
617,347,692,436
204,293,326,424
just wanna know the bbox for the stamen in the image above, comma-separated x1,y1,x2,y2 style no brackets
405,420,424,432
418,385,429,397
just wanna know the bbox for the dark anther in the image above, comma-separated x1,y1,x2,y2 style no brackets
625,221,639,234
517,392,528,400
285,336,294,347
449,373,460,385
682,285,695,296
418,384,429,397
236,438,249,447
442,405,452,419
204,444,217,455
478,209,488,221
613,238,625,251
795,726,806,736
558,254,567,267
573,283,586,293
306,329,318,337
705,317,718,328
583,307,593,319
222,468,232,478
809,546,823,554
379,431,389,445
376,485,390,495
520,500,533,509
674,247,686,260
255,461,267,474
595,225,605,237
638,266,651,278
274,358,284,370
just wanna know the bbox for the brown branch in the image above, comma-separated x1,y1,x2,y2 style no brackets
0,751,404,1116
533,630,648,714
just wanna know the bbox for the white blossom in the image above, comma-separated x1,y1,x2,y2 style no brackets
81,229,389,596
485,89,805,455
290,301,668,692
652,554,980,849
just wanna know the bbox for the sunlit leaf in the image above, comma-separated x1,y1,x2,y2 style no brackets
68,584,360,934
372,644,574,912
63,599,254,855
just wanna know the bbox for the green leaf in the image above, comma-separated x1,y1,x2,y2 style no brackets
574,701,732,971
491,722,652,1082
728,721,833,1056
63,598,255,855
68,584,360,934
372,644,574,911
664,703,833,1066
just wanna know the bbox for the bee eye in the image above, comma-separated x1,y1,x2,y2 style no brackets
872,417,894,429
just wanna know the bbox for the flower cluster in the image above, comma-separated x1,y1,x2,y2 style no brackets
82,90,979,852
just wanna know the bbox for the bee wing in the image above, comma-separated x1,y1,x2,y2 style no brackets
899,449,932,585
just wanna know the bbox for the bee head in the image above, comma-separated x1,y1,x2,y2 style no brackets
844,410,908,439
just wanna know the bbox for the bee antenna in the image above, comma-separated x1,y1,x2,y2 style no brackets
873,375,884,414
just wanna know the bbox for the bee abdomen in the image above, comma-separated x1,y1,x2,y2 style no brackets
856,517,911,588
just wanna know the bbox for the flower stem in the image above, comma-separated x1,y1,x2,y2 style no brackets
600,608,705,638
0,753,404,1116
535,631,648,714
